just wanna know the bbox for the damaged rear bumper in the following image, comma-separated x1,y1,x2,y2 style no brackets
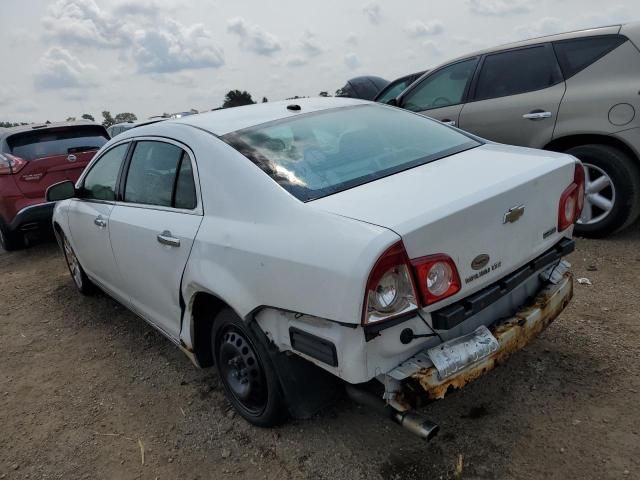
387,266,573,402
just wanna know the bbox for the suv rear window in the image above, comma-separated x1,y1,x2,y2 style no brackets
222,104,480,201
553,36,626,79
7,126,109,161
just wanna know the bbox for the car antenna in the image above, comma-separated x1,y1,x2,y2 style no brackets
287,104,301,111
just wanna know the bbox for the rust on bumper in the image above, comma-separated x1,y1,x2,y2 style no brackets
410,271,573,400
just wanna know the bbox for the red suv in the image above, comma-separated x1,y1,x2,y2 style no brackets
0,121,109,250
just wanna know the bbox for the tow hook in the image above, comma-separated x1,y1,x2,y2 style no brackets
345,385,439,441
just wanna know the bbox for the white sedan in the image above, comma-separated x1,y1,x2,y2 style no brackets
49,98,582,439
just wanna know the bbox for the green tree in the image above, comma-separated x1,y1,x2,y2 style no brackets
222,90,256,109
102,111,115,128
262,97,268,103
81,113,95,122
319,91,329,97
66,116,76,122
114,112,137,124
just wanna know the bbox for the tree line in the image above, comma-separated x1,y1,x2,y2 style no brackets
1,90,333,129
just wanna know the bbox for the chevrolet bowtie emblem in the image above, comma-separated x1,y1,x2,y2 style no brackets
504,205,525,224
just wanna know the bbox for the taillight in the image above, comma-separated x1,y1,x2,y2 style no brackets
0,153,27,175
411,254,461,306
558,162,585,231
363,242,418,324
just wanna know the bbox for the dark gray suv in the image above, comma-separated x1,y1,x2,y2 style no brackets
392,23,640,237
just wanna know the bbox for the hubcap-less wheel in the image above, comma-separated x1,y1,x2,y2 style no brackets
217,327,268,415
578,163,616,225
63,237,83,289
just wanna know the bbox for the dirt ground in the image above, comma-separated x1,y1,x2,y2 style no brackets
1,226,639,480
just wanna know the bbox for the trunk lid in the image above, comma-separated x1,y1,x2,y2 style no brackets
6,125,108,199
312,143,576,304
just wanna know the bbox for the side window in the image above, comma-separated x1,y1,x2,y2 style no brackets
402,58,478,112
82,143,129,201
474,46,561,101
174,153,197,210
124,141,183,207
553,36,626,79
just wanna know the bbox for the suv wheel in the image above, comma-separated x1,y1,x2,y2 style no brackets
565,144,640,238
0,221,23,251
212,308,287,427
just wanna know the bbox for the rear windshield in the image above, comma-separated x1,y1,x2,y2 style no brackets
7,126,109,160
222,104,480,201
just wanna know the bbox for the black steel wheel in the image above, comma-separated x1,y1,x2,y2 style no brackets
212,309,287,427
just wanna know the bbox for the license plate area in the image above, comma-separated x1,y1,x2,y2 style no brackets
427,325,499,380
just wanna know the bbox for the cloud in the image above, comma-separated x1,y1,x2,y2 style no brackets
0,87,14,107
41,0,225,74
422,40,444,58
363,3,382,24
346,32,358,46
42,0,127,48
287,56,307,67
132,20,224,73
300,31,324,57
344,53,360,69
406,20,444,37
468,0,532,16
227,17,281,56
34,47,98,89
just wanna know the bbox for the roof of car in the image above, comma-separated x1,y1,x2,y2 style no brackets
440,24,623,67
171,97,370,136
0,120,104,141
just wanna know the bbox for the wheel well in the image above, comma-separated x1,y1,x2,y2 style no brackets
545,134,639,164
190,292,230,368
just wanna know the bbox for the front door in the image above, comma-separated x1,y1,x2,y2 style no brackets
67,142,130,301
459,45,566,148
399,57,479,128
108,140,202,339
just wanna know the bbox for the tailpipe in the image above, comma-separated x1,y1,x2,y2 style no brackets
345,385,439,441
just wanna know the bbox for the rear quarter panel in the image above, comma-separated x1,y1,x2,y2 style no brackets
554,39,640,138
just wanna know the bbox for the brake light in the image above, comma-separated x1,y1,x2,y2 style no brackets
0,153,27,175
363,242,418,324
558,162,585,231
411,254,461,306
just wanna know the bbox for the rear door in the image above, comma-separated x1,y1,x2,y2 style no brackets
6,125,109,199
458,45,565,148
108,139,202,339
399,58,479,127
67,142,130,302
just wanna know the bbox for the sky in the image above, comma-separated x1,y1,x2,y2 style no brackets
0,0,638,123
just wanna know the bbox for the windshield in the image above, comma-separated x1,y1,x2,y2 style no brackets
376,79,411,104
7,126,109,160
223,104,480,201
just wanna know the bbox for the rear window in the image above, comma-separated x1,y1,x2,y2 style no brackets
7,126,109,160
222,104,480,201
553,36,626,79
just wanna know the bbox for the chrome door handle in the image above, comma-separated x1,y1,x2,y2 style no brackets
523,111,552,120
94,216,107,228
441,119,456,126
157,230,180,247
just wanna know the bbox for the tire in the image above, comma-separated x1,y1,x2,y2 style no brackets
0,221,23,251
61,233,96,295
212,308,287,427
566,144,640,238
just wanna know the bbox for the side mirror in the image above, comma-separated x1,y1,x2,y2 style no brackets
46,180,76,202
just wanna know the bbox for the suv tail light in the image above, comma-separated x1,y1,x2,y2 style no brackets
558,162,585,231
0,153,27,175
363,242,418,324
411,254,461,306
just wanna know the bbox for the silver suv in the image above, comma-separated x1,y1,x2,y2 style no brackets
391,23,640,237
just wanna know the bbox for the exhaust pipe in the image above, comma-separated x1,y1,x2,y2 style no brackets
346,385,439,441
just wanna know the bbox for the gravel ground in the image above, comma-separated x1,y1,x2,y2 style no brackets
1,226,639,480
